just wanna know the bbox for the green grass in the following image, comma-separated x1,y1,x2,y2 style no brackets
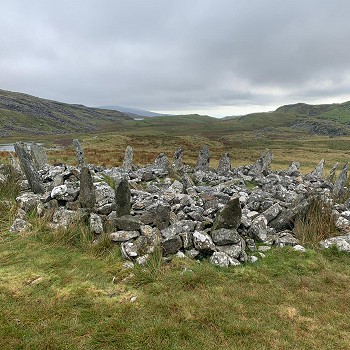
1,231,350,349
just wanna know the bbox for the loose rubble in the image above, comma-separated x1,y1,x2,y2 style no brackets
4,141,350,267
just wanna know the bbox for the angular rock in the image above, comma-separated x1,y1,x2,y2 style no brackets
286,161,300,176
110,230,140,242
249,216,268,242
90,213,103,234
217,153,231,175
72,139,85,168
333,162,348,197
10,218,31,233
115,215,142,231
115,179,131,217
261,203,282,223
212,195,241,230
161,220,196,239
216,244,242,259
50,208,81,230
274,230,298,247
319,235,350,252
195,145,210,170
210,252,233,268
51,183,79,202
16,192,41,212
14,142,44,194
193,231,215,252
172,147,183,171
211,228,241,245
307,159,325,179
250,149,272,175
30,143,48,170
123,146,133,171
161,236,183,256
155,203,171,230
79,167,96,209
327,162,338,183
153,153,169,172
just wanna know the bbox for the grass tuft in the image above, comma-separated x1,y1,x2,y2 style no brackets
294,196,337,247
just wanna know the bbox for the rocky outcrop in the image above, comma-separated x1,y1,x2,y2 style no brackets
10,142,350,267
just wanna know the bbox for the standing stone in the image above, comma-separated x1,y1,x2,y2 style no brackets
334,162,348,197
14,142,44,194
286,161,300,176
195,145,210,170
79,167,96,209
212,195,242,230
30,143,48,170
154,153,169,172
327,162,338,183
307,159,325,179
72,139,85,168
123,146,133,171
217,153,231,175
115,178,131,217
172,147,183,171
250,149,272,174
155,203,171,230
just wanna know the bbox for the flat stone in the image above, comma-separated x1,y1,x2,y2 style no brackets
211,228,241,245
110,231,140,242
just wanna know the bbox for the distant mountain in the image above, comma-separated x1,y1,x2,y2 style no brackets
0,89,132,136
99,105,168,118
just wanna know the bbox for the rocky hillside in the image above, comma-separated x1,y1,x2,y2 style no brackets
0,89,132,136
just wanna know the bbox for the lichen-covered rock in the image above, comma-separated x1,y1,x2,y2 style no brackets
193,231,215,252
10,218,31,233
79,167,95,209
319,235,350,252
16,192,41,212
110,231,140,242
210,228,241,245
90,213,103,234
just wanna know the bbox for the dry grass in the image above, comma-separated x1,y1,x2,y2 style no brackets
294,196,338,247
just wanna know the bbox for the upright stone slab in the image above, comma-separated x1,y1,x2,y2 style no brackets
172,147,183,171
79,167,96,209
286,161,300,176
195,145,210,170
250,149,272,175
14,142,44,194
72,139,85,168
115,178,131,217
123,146,133,171
307,159,325,179
328,162,338,183
154,153,169,172
212,195,242,230
217,153,231,175
334,162,348,197
30,143,48,170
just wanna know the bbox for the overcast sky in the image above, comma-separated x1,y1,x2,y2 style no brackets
1,0,350,117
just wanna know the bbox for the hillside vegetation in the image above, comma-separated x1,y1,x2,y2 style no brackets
1,89,350,138
0,89,132,136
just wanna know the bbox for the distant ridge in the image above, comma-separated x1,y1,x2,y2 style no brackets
0,89,132,136
99,105,169,118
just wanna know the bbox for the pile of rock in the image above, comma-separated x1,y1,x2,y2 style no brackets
4,141,350,268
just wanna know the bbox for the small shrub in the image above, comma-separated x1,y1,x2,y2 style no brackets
294,196,337,247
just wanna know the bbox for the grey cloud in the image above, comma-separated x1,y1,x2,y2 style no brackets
1,0,350,115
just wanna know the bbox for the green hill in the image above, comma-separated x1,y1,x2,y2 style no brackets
0,89,132,136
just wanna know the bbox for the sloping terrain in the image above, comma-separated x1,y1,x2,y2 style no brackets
0,89,132,136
